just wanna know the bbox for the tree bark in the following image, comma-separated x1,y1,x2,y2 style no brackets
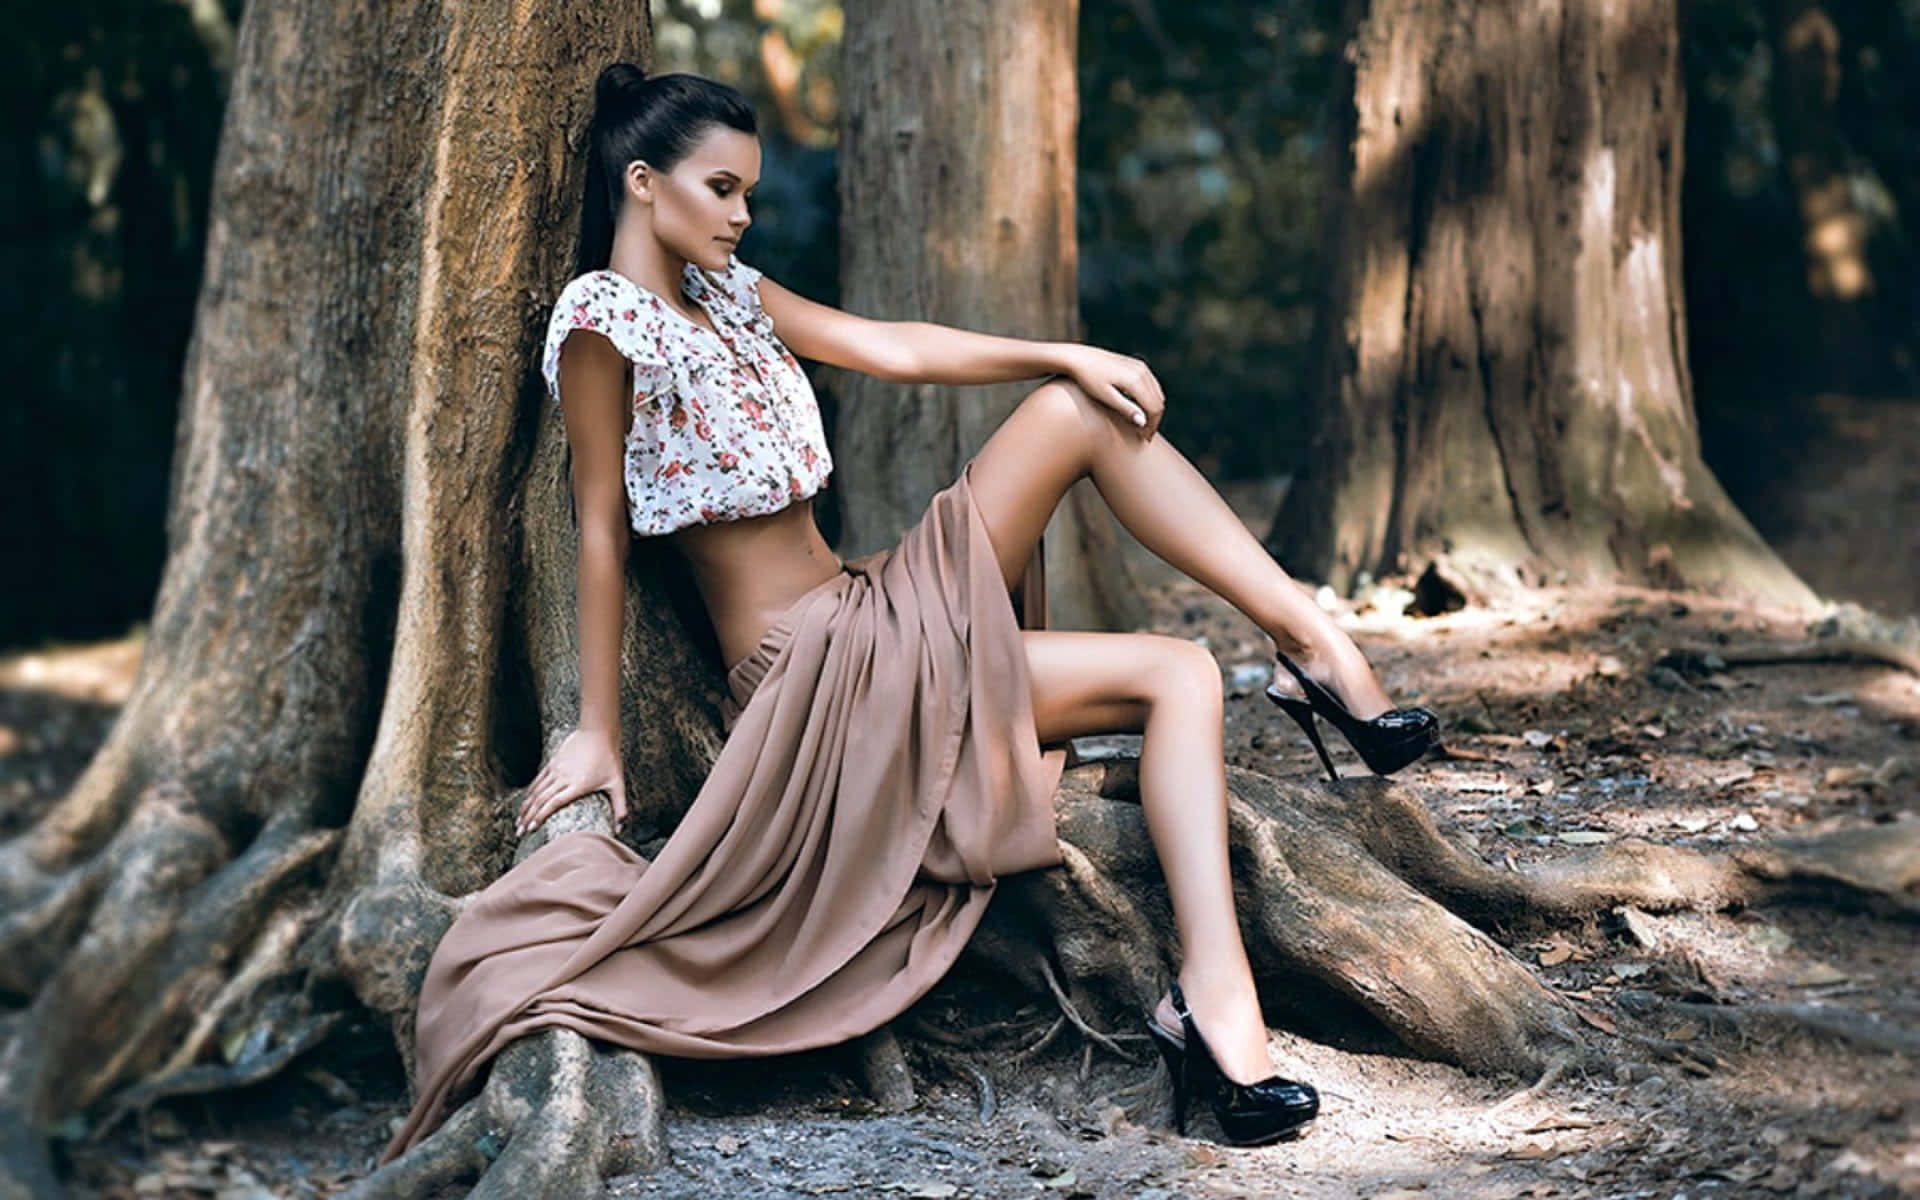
836,0,1143,633
1271,0,1818,610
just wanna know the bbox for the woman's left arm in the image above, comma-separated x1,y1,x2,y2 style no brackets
758,277,1166,438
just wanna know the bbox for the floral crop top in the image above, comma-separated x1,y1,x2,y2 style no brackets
540,255,833,536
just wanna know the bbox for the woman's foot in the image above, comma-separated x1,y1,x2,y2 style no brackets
1152,972,1275,1086
1265,637,1394,723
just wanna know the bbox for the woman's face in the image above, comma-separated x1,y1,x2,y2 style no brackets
632,125,760,273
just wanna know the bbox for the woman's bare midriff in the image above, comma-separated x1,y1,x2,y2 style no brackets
670,498,845,672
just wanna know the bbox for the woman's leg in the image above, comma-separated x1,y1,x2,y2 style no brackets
967,379,1394,717
1023,628,1275,1086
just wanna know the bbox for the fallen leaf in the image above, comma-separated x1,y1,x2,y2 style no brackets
1787,962,1849,987
1710,763,1755,788
1615,905,1661,948
1505,1135,1562,1160
1523,1115,1600,1133
1799,692,1855,707
1538,941,1574,967
1573,1005,1618,1035
1556,830,1615,845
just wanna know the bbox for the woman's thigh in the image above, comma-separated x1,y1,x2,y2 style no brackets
967,379,1107,594
1025,629,1218,744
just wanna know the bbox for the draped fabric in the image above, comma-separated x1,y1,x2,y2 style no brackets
381,461,1067,1162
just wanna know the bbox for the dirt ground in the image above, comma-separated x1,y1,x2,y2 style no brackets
6,476,1917,1199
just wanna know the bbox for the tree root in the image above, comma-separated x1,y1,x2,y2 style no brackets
966,761,1920,1090
1614,988,1920,1056
340,1029,663,1200
1661,638,1920,678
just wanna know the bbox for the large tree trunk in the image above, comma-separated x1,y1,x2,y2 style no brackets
1271,0,1819,610
5,2,1914,1197
835,0,1143,634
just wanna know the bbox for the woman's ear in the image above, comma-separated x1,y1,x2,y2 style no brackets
624,161,653,205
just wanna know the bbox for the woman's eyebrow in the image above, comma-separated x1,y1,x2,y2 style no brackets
708,169,759,188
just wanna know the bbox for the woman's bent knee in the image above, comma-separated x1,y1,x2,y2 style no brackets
1144,637,1224,708
1023,377,1126,440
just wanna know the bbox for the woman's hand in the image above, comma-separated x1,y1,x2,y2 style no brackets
515,727,628,836
1057,344,1167,439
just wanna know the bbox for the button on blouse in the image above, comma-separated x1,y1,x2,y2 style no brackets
541,255,834,537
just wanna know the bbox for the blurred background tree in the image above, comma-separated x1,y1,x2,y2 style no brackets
5,0,1916,653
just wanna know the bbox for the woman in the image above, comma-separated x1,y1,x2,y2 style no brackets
381,64,1437,1162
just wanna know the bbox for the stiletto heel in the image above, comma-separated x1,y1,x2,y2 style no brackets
1147,982,1320,1146
1265,651,1440,777
1266,692,1338,781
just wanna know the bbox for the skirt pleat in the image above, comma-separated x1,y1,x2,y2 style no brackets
379,460,1068,1163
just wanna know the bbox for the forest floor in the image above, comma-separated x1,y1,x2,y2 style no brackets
5,473,1918,1199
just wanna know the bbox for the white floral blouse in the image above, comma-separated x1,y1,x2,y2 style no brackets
540,255,834,536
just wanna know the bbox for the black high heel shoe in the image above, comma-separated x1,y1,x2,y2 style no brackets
1263,651,1439,781
1142,981,1319,1145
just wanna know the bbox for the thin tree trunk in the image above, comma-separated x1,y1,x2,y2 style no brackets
1768,0,1898,393
1272,0,1817,610
836,0,1143,633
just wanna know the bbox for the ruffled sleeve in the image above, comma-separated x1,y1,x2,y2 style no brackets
541,271,675,410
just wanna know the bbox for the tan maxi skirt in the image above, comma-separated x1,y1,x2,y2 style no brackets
380,460,1070,1162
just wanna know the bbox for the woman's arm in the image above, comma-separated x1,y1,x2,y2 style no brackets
758,277,1167,438
555,330,632,741
515,328,636,836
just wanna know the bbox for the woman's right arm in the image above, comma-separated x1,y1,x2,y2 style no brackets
515,328,633,835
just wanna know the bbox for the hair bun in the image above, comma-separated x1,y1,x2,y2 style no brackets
594,62,648,112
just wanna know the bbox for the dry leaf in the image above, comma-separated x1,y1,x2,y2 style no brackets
1556,830,1615,845
1788,962,1848,987
1523,1115,1599,1133
1538,941,1574,967
1573,1005,1618,1035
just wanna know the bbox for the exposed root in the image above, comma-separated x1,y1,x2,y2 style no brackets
910,1043,996,1123
1038,956,1139,1064
1661,638,1920,678
1486,1052,1576,1119
1615,988,1920,1056
1008,1016,1067,1065
341,1029,664,1200
91,1009,344,1143
848,1026,916,1112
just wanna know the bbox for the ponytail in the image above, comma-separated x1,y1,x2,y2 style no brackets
570,63,758,276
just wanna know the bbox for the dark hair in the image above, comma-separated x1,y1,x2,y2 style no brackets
573,64,758,276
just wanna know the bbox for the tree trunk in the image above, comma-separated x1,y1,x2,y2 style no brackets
1767,0,1901,393
1271,0,1819,610
7,2,1914,1196
835,0,1143,634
